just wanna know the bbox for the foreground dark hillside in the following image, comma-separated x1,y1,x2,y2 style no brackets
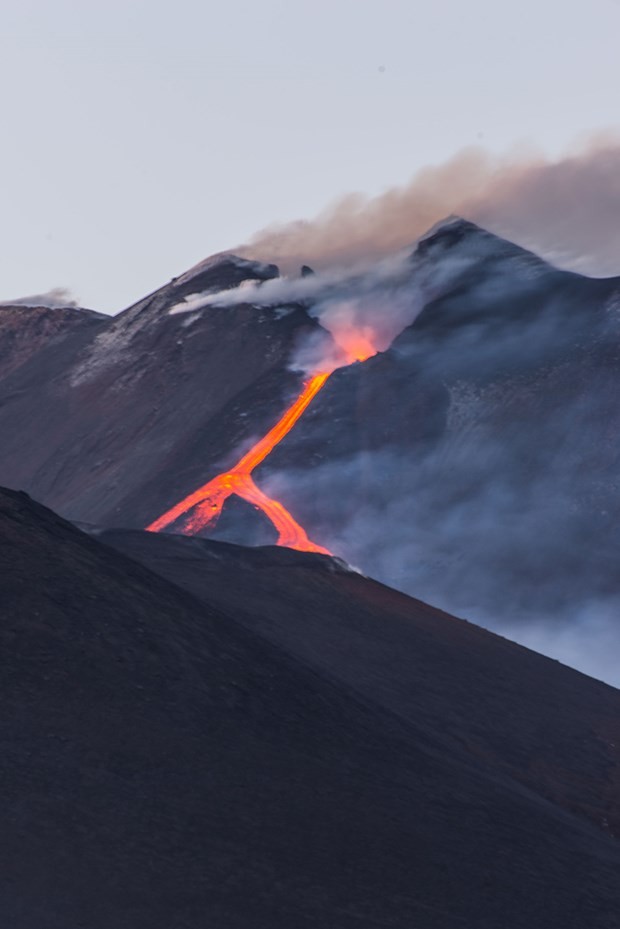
1,487,620,928
99,526,620,841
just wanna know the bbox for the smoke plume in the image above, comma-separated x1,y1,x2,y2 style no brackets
0,287,79,309
170,251,426,373
237,136,620,279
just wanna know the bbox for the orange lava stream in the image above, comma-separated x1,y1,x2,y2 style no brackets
146,373,332,554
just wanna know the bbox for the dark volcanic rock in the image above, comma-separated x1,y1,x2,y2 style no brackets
99,526,620,841
2,487,620,928
0,254,318,527
0,303,106,382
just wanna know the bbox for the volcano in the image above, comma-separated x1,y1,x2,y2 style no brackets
2,216,620,926
1,220,620,679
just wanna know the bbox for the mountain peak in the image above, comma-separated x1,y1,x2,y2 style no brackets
415,216,538,262
172,252,279,296
407,216,553,307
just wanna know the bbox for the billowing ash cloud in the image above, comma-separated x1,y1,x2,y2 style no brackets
236,136,620,279
0,287,79,308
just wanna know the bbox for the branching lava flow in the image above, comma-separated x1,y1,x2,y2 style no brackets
146,337,375,553
146,373,332,553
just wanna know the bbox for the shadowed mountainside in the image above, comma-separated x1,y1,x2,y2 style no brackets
0,303,106,381
1,486,620,927
99,525,620,840
0,256,316,527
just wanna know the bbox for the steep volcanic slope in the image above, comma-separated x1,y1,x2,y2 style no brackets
99,527,620,841
0,256,321,527
2,488,620,929
0,303,107,382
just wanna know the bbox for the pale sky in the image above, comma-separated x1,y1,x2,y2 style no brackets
2,0,619,312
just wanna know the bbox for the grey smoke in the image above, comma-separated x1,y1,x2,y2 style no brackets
261,433,620,689
237,136,620,279
0,287,79,309
503,602,620,688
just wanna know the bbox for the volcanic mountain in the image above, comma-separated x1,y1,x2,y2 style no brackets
1,220,620,679
2,485,620,928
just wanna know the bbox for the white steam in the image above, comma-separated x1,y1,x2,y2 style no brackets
170,251,427,373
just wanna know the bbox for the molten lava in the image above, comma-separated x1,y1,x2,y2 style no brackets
146,335,376,553
146,373,332,553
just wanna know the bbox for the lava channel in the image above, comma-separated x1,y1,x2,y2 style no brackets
146,372,332,554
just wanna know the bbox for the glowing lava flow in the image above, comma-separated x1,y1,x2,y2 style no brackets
147,328,378,553
146,372,332,553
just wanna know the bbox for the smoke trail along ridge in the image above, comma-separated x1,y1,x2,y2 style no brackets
236,137,620,278
170,249,423,375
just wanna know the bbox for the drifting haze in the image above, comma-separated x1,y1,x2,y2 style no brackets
239,138,620,280
0,287,79,309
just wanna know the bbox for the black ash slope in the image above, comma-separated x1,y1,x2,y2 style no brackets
100,526,620,841
1,487,620,928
